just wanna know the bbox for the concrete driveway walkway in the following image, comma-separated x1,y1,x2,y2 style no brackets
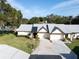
31,39,77,59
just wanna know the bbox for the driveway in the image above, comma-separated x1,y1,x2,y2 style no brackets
31,39,77,59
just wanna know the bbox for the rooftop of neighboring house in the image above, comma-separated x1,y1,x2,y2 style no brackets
0,26,15,31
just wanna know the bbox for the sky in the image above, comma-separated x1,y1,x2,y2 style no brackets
7,0,79,19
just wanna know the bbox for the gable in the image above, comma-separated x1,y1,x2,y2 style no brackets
38,28,47,33
52,29,62,33
51,26,64,34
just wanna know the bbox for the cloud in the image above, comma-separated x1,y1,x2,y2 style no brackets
7,0,46,19
46,0,79,15
7,0,79,18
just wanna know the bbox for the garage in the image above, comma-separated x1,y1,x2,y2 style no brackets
38,33,49,39
50,29,64,41
37,27,49,39
50,34,63,41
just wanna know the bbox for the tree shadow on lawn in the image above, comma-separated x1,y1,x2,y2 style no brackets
72,46,79,59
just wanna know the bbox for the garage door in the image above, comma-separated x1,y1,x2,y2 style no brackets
38,33,45,39
50,34,62,41
38,33,49,39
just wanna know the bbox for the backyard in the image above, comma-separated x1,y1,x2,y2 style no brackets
0,33,39,54
67,39,79,59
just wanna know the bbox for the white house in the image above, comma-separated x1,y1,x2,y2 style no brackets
16,24,79,41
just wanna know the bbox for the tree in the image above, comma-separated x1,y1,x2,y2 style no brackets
0,0,7,2
46,14,72,24
72,16,79,24
28,17,40,24
0,0,24,27
21,18,28,24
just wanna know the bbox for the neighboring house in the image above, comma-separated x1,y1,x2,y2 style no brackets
16,24,79,41
0,26,13,32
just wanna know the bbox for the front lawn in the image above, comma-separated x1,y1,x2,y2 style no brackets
0,34,39,54
67,39,79,59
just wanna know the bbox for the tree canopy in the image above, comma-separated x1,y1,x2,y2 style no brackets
0,0,79,27
0,0,23,27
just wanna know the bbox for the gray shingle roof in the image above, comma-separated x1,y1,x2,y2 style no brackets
16,24,32,31
16,24,79,34
55,25,70,33
69,25,79,33
0,26,13,31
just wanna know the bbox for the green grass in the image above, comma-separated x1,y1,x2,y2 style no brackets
67,39,79,59
67,39,79,49
0,34,39,54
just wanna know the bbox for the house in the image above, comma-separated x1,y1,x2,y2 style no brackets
16,24,79,41
0,26,14,34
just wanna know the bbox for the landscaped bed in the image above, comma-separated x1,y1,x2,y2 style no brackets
67,39,79,59
0,34,39,54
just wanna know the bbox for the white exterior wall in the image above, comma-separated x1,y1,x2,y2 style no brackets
68,34,76,41
17,32,30,36
38,28,49,39
68,34,71,39
68,33,78,39
50,29,63,41
50,34,63,41
75,33,79,38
